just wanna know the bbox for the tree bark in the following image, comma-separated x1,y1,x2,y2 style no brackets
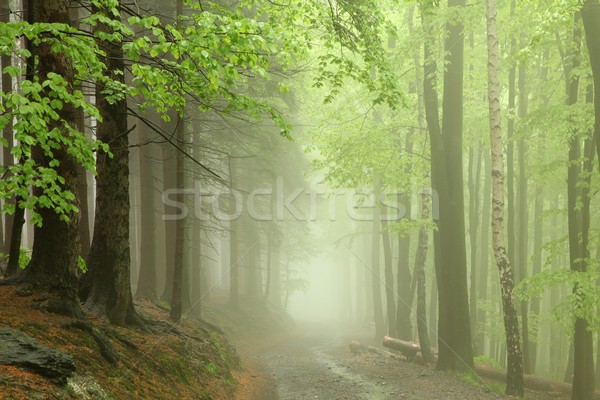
25,0,82,318
1,0,13,257
476,150,491,354
468,145,482,354
135,125,158,299
581,0,600,172
566,12,596,399
434,0,474,371
85,0,139,326
169,115,185,323
516,62,531,374
486,0,524,394
415,190,434,364
380,212,397,338
371,192,385,340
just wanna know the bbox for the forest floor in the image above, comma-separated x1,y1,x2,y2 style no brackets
0,284,576,400
222,317,573,400
0,284,241,399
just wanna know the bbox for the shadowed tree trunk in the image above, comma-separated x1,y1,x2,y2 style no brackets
1,0,13,257
170,115,185,323
486,0,524,394
85,0,139,326
25,0,82,318
565,12,596,398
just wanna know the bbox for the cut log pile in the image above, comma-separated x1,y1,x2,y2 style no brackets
375,336,600,399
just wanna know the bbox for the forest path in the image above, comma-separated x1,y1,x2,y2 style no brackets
233,321,504,400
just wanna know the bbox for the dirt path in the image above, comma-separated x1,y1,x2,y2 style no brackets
234,322,507,400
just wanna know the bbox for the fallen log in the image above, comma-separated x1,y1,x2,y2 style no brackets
382,335,600,398
349,341,404,361
382,336,420,359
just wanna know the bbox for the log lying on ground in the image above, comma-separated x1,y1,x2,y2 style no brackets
381,336,600,399
349,341,404,361
382,336,420,359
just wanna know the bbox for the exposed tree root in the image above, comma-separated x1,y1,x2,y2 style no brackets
63,320,119,364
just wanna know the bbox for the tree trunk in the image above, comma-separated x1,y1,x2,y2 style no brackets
371,195,385,340
229,218,240,308
1,0,13,257
135,125,158,299
468,145,482,354
566,12,596,399
415,190,434,363
477,150,491,355
380,213,397,338
435,0,474,371
529,185,543,372
581,0,600,172
517,62,531,374
25,0,82,318
170,115,185,323
486,0,524,394
85,0,139,326
160,130,177,302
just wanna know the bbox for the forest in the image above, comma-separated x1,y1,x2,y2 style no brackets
0,0,599,399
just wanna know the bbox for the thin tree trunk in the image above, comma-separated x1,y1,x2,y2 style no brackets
263,226,273,304
1,0,13,257
135,126,158,299
486,0,524,394
371,192,385,340
517,62,530,374
161,129,177,302
170,114,185,323
229,206,240,307
380,213,397,338
529,185,544,372
468,145,482,354
477,149,491,355
415,189,434,363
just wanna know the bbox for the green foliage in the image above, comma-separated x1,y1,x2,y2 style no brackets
0,20,108,225
0,249,31,271
515,264,600,334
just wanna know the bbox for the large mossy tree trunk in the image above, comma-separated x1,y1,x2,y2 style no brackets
486,0,524,395
25,0,82,318
85,1,139,326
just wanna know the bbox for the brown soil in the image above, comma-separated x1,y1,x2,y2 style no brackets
0,285,239,400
